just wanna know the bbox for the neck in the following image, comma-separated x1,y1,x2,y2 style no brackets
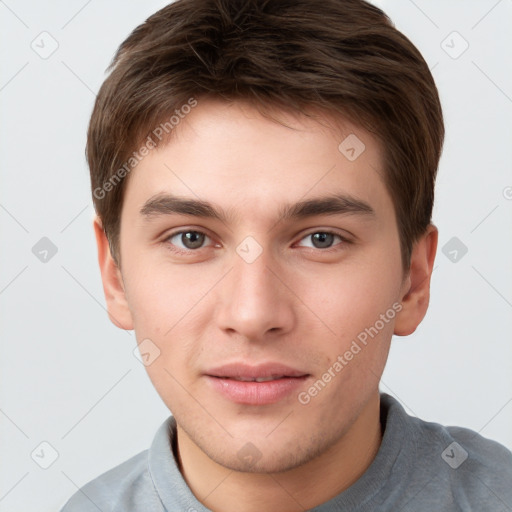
175,392,382,512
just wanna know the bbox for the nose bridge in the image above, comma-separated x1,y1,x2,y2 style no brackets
216,244,294,339
233,249,275,299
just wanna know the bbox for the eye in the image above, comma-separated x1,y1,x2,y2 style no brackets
296,231,346,249
167,230,212,251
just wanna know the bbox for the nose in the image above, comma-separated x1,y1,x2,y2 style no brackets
214,247,296,341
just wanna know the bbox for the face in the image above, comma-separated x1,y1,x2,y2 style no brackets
112,100,412,472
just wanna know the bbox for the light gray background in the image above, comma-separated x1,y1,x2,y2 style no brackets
1,1,511,511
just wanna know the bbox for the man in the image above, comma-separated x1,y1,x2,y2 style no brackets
61,0,512,510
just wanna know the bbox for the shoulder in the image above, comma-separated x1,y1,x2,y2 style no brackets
415,413,512,471
412,413,512,507
379,394,512,509
59,450,156,512
60,416,177,512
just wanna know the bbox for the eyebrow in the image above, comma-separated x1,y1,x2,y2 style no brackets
140,193,376,223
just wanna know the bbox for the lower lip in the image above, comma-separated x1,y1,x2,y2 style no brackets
206,376,309,405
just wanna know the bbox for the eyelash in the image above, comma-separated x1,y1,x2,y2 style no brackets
163,230,216,256
296,231,352,252
162,229,352,255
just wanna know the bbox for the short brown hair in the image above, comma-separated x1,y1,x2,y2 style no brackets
87,0,444,270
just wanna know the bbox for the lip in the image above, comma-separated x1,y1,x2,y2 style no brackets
206,362,308,379
205,362,310,405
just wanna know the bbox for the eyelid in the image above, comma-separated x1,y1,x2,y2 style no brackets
163,227,218,252
162,226,213,240
295,228,352,246
161,227,353,255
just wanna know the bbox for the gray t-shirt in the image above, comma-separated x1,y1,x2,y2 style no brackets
60,393,512,511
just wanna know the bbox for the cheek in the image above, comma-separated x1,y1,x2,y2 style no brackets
123,260,214,371
124,254,209,334
289,258,400,398
295,257,401,340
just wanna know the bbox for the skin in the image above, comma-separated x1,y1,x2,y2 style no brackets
94,99,437,512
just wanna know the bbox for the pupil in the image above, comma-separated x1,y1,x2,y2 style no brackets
182,231,204,249
312,232,334,248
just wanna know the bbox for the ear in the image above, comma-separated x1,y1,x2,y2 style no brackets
394,224,438,336
93,216,134,330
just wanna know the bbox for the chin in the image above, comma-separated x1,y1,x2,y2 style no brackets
210,450,305,474
197,431,332,475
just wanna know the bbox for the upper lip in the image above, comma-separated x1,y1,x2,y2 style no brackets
206,362,309,379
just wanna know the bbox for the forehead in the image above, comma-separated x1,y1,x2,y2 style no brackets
121,99,393,225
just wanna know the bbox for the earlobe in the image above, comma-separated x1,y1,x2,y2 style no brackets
393,224,438,336
93,216,134,330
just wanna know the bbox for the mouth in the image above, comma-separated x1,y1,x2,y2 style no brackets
219,375,293,382
205,363,310,405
